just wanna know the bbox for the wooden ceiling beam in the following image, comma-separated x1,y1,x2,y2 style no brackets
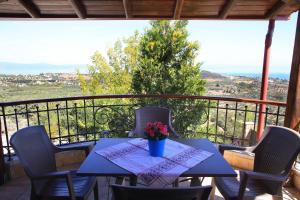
265,0,288,19
17,0,40,18
284,11,300,129
68,0,86,19
174,0,184,19
219,0,237,19
123,0,131,19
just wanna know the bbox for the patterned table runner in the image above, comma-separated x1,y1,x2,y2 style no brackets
95,138,213,187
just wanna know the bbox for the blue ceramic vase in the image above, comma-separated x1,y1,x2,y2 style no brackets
148,138,166,157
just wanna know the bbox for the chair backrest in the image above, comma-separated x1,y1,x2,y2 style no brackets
10,125,57,178
253,126,300,193
111,184,212,200
131,106,176,138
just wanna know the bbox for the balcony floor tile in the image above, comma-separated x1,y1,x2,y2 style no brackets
0,168,300,200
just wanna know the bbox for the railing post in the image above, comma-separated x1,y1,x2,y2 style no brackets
285,11,300,130
0,109,5,185
257,19,275,140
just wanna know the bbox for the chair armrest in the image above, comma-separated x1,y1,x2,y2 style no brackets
240,170,288,182
237,170,287,199
55,142,94,157
218,144,246,155
32,170,76,200
169,127,181,138
32,170,76,180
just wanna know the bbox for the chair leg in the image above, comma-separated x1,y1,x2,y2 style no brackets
129,176,137,186
115,177,124,185
209,178,216,200
94,180,99,200
200,177,205,185
190,177,201,186
172,178,179,187
30,192,38,200
275,187,283,200
30,183,38,200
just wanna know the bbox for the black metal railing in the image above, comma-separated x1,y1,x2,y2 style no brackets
0,94,286,160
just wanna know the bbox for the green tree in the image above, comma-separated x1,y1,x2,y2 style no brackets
76,34,140,136
132,21,206,133
76,21,207,137
132,21,205,95
78,32,139,95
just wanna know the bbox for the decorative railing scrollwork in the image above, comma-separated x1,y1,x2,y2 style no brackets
0,94,286,159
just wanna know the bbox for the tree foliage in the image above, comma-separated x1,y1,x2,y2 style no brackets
78,32,139,95
76,33,140,134
132,21,205,96
132,21,206,133
77,21,207,135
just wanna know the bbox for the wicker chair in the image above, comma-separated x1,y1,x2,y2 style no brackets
127,106,201,186
214,126,300,200
10,125,98,200
111,184,212,200
129,106,180,138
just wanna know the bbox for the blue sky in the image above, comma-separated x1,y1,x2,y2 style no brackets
0,12,298,74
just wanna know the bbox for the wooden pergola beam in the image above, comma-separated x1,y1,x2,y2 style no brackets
219,0,237,19
68,0,86,19
123,0,131,19
265,0,288,19
17,0,40,18
174,0,184,19
285,11,300,130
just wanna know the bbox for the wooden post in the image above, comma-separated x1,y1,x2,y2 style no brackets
285,11,300,130
257,19,275,140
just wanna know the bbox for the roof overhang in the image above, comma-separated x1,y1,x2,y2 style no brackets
0,0,299,21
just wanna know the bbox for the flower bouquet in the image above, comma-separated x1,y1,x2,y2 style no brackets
145,121,169,157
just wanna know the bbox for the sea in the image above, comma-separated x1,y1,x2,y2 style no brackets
0,62,88,75
223,73,290,80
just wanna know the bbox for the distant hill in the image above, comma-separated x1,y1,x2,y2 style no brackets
201,70,226,79
0,62,289,80
0,62,87,75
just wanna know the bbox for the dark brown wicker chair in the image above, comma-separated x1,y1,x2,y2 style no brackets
215,126,300,200
10,125,98,200
111,184,212,200
128,106,200,186
129,106,180,138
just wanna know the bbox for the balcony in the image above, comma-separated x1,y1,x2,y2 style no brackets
1,95,300,199
0,94,287,156
1,0,300,199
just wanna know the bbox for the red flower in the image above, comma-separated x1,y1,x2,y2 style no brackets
160,125,168,136
146,122,153,127
145,121,169,140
